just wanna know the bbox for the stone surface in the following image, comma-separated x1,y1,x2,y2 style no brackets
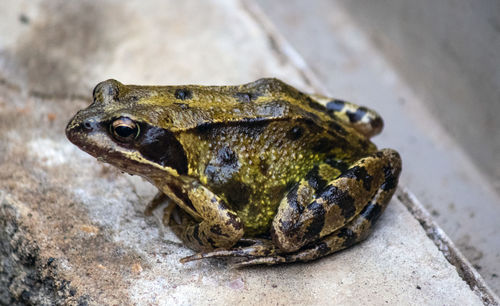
0,0,492,304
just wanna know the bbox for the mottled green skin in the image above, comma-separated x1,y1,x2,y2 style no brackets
66,78,401,266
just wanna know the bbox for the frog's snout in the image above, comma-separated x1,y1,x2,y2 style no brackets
65,113,100,146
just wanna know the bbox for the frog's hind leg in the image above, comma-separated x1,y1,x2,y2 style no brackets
271,149,400,253
234,186,393,267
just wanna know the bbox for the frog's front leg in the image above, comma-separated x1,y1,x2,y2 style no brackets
168,183,244,252
272,148,401,253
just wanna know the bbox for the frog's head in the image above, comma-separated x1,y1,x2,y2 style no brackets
66,79,188,179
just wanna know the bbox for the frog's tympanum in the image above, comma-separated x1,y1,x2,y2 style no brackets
66,78,401,267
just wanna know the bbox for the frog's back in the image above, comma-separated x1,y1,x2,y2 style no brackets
123,78,357,137
169,79,376,235
104,78,377,235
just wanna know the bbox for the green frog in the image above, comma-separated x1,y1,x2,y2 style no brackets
66,78,401,267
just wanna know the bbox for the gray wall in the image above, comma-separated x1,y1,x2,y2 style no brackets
338,0,500,192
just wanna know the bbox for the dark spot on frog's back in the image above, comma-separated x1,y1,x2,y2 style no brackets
225,210,243,230
210,224,223,235
195,123,212,135
174,88,192,100
136,125,188,175
196,121,269,140
210,224,229,237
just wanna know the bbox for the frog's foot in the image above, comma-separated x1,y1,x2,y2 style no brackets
234,197,388,268
180,238,278,263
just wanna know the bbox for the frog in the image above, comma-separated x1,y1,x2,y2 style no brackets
66,78,401,267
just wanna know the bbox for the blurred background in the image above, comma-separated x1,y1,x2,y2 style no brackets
0,0,498,297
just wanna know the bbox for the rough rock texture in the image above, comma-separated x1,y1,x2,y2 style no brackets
0,0,494,305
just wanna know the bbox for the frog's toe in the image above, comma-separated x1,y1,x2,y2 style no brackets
180,249,245,263
180,239,278,263
233,255,288,268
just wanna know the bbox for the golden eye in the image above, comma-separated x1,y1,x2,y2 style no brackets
110,117,139,142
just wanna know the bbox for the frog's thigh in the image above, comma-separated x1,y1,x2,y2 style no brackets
272,148,401,253
236,195,391,267
169,184,244,252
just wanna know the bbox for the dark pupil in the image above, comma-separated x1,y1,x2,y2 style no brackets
115,125,135,138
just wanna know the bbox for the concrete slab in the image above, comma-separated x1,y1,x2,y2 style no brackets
0,0,496,304
255,0,500,295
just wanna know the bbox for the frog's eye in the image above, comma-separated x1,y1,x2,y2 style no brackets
110,117,140,143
